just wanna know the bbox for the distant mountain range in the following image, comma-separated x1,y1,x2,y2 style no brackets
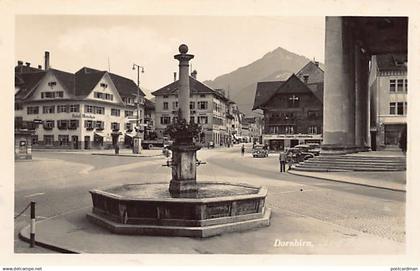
203,47,323,116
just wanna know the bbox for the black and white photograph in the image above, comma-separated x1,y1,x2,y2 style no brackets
2,0,420,270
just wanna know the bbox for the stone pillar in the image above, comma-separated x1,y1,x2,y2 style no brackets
169,144,201,195
360,53,371,151
174,44,194,123
354,42,363,150
169,44,200,197
322,17,356,154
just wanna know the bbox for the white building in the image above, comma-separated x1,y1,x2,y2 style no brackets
152,72,234,147
15,53,145,149
369,54,407,150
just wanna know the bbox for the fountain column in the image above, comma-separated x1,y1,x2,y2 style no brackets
169,44,201,196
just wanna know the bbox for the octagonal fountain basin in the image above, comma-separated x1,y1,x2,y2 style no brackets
87,182,271,237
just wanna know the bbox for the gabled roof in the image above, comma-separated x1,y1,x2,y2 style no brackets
273,74,314,95
109,73,146,97
376,54,407,72
306,82,324,102
295,61,324,84
75,68,106,97
75,67,146,98
255,74,323,109
152,76,228,101
15,65,146,102
15,65,43,74
252,81,284,110
15,71,46,99
50,69,75,96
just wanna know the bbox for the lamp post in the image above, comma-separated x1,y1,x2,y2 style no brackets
132,63,144,154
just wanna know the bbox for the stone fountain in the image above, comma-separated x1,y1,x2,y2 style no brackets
87,44,271,237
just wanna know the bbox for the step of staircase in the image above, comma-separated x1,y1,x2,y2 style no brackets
293,154,406,172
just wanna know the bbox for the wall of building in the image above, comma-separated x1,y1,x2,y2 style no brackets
368,55,407,150
19,100,134,148
263,92,323,135
86,74,124,105
154,93,232,146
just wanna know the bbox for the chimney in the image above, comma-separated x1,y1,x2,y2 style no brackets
25,62,30,67
191,70,197,79
303,74,309,84
38,65,42,69
314,61,319,67
17,61,23,66
173,72,177,82
44,51,50,70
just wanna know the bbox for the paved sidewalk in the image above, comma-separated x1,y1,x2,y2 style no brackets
33,148,164,157
19,206,403,254
91,148,163,157
288,170,406,192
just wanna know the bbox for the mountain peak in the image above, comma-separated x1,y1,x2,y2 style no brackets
204,46,316,115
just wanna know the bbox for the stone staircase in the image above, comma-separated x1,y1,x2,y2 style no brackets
292,154,406,172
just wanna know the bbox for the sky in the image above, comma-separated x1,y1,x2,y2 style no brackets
15,15,325,97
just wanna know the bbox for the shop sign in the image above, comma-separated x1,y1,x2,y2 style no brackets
263,134,322,140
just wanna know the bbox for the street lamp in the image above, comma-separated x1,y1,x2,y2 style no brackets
132,63,144,154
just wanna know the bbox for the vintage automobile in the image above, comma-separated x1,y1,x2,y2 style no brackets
286,147,314,163
307,143,321,156
295,144,320,156
252,145,269,158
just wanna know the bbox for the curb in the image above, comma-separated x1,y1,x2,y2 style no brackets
288,170,406,192
91,153,163,158
18,226,79,254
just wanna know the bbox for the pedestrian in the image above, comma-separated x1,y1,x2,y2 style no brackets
241,144,245,156
287,151,293,171
399,126,407,154
279,151,286,172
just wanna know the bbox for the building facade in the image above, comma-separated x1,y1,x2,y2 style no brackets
15,53,146,149
152,74,234,147
253,61,324,151
241,116,263,143
369,54,407,150
143,98,156,140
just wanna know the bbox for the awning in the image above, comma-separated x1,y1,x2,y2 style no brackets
94,131,106,137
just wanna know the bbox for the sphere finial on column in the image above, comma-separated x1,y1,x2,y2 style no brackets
179,44,189,54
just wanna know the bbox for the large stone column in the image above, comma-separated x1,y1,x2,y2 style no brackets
322,17,356,154
354,42,364,149
169,44,200,197
360,52,371,151
174,44,194,123
354,45,371,151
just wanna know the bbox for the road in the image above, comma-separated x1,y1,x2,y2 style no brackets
14,144,405,253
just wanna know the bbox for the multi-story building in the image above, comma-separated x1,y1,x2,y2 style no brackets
369,54,407,150
143,98,156,140
15,52,145,149
252,61,324,151
241,116,263,143
152,72,232,147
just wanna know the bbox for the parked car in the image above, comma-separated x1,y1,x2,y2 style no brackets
295,144,320,156
307,143,321,156
286,147,314,162
252,145,269,158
